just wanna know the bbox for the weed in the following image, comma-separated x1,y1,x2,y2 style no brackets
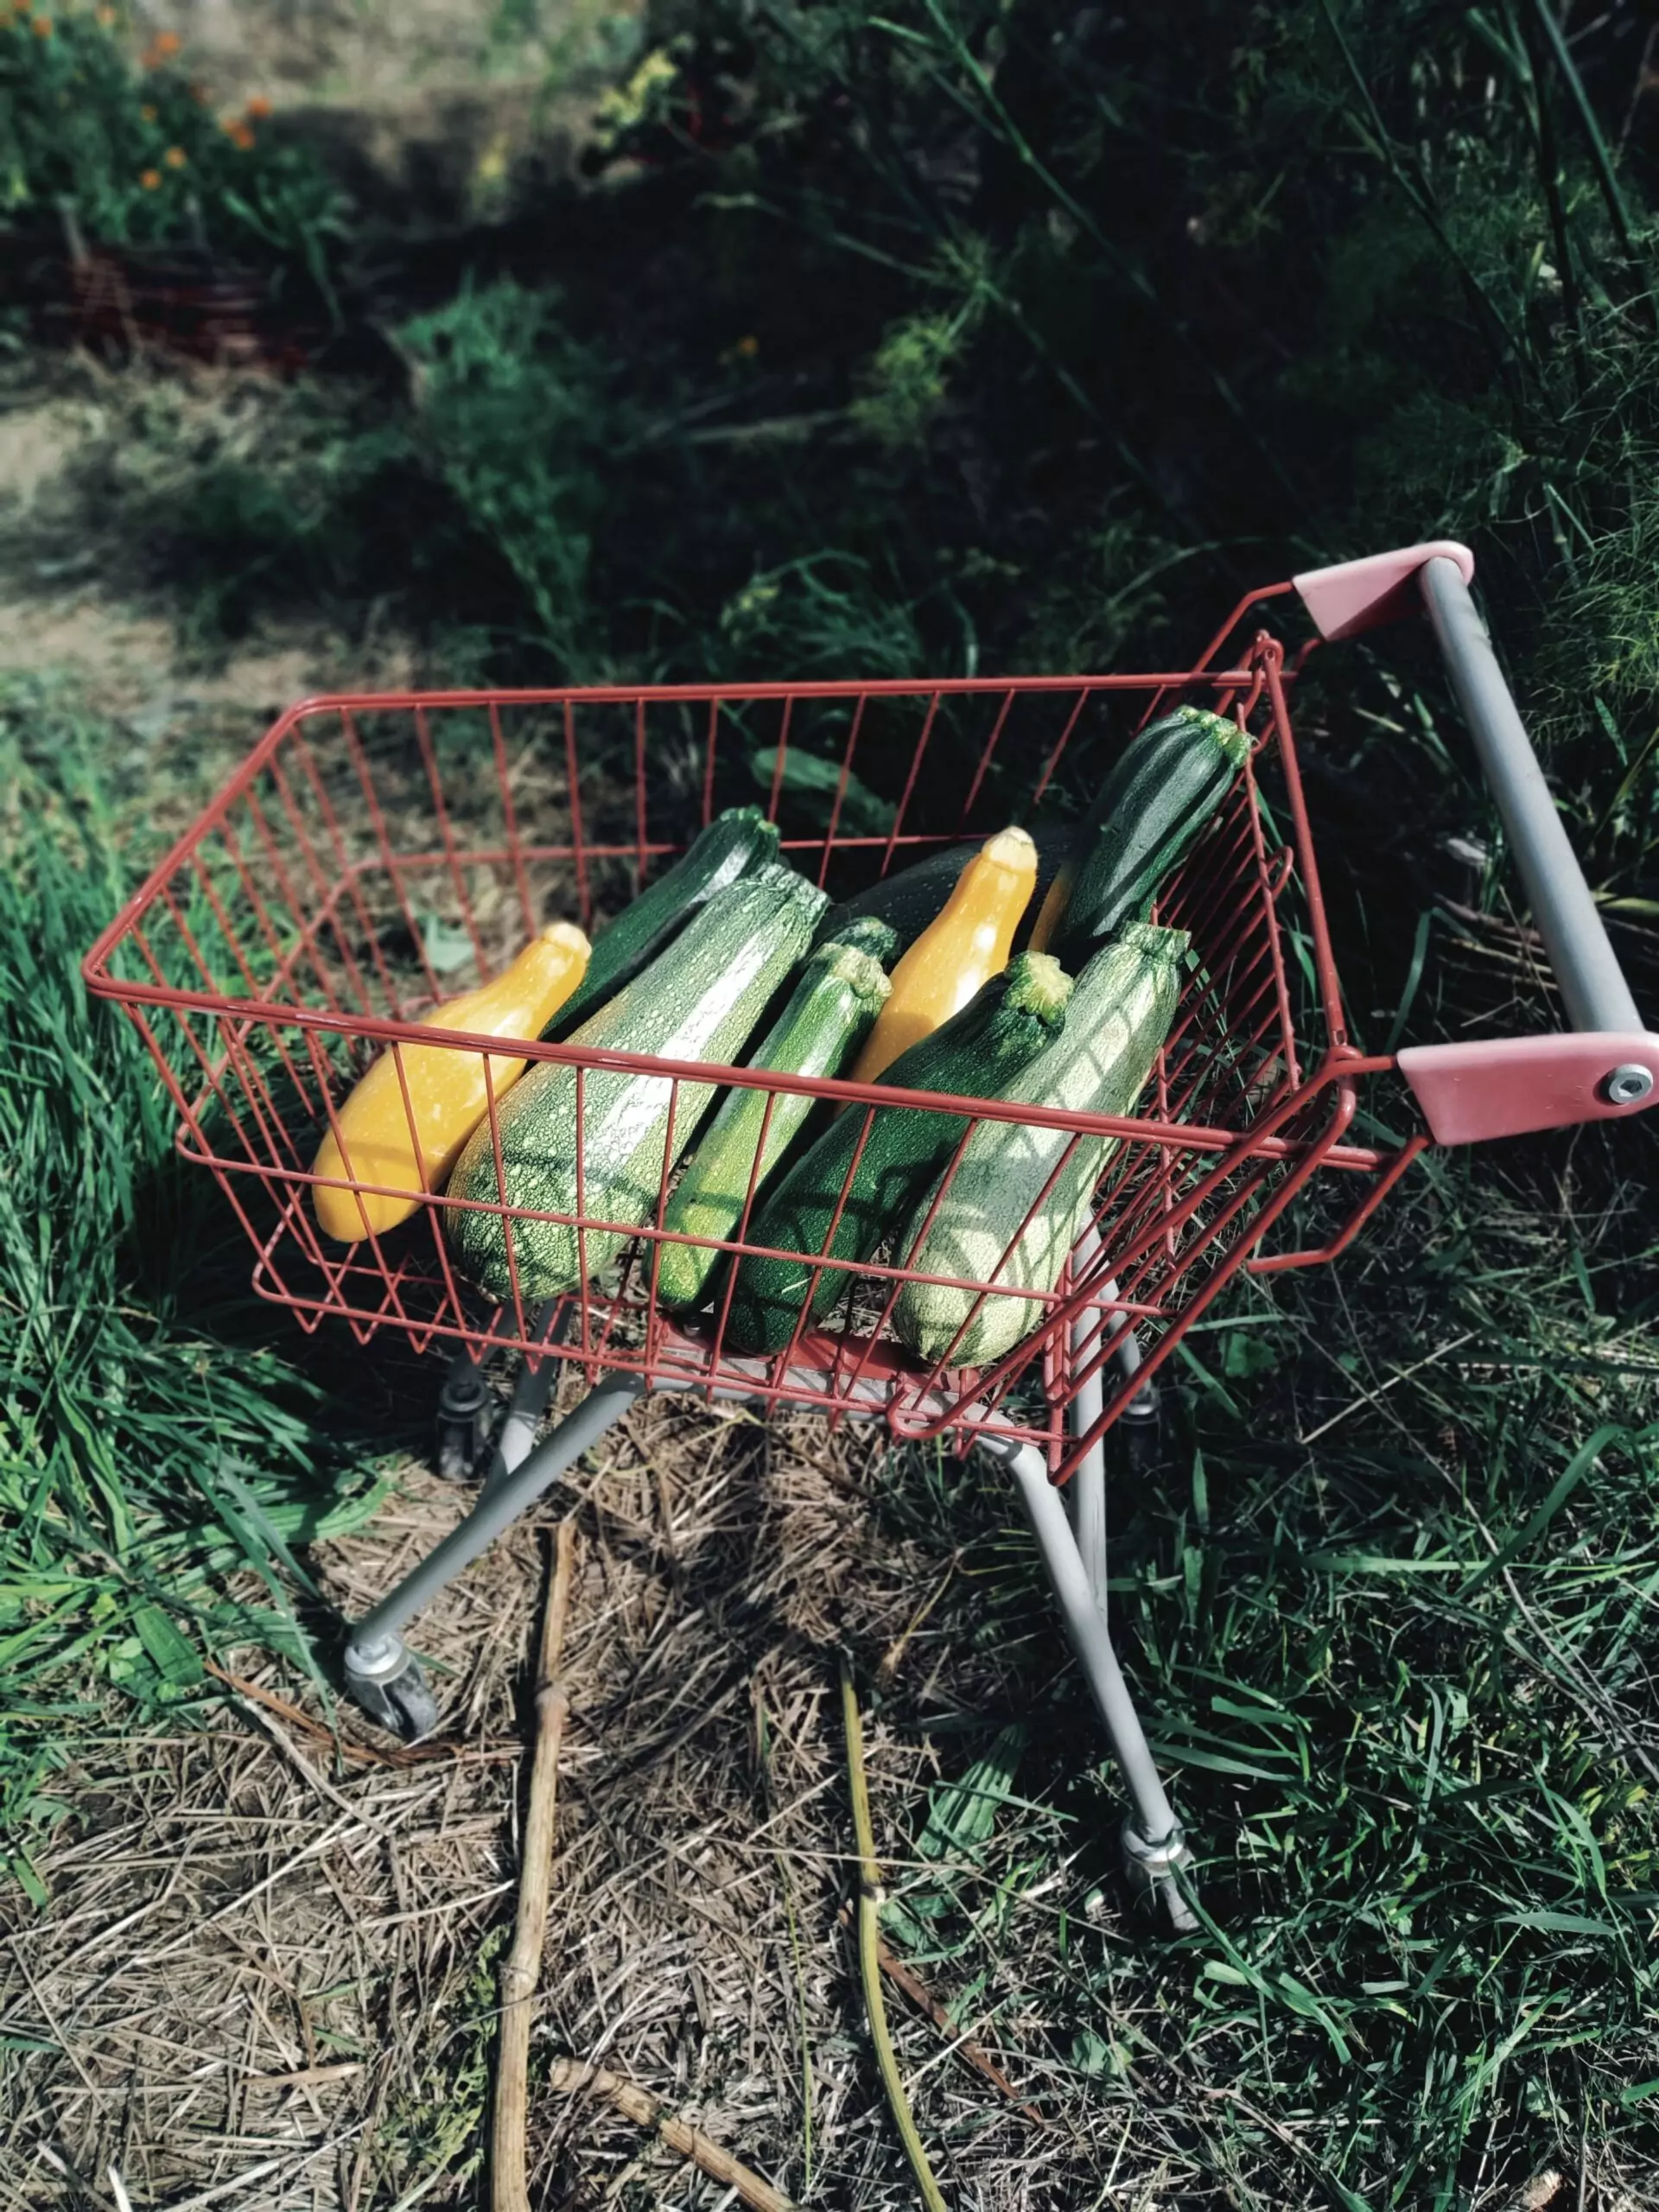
0,682,385,1893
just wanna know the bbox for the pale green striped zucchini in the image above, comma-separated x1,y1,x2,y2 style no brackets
448,861,825,1300
893,921,1187,1366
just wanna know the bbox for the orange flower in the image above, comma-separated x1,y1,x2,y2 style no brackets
245,96,271,119
155,29,180,54
31,12,50,31
226,119,254,149
140,103,156,123
140,168,161,189
162,143,186,168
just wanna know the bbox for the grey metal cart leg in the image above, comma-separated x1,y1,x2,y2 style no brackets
433,1299,562,1486
477,1301,565,1503
985,1433,1196,1932
434,1346,492,1483
1067,1258,1160,1606
990,1252,1193,1931
344,1367,645,1738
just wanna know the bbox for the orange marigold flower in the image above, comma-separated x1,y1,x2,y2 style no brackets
226,119,254,149
140,168,161,189
245,96,271,118
31,12,50,31
162,143,187,168
155,29,180,54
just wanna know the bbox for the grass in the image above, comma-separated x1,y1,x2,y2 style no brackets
0,680,388,1897
855,1114,1659,2202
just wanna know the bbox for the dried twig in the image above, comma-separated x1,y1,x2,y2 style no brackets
836,1904,1044,2123
492,1520,579,2212
839,1656,950,2212
877,1550,959,1684
550,2056,803,2212
203,1659,495,1769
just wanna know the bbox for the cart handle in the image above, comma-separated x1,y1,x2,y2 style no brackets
1290,543,1657,1145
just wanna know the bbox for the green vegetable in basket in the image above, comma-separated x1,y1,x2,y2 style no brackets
1030,707,1249,960
893,920,1187,1367
448,861,825,1300
655,933,892,1311
546,804,779,1038
723,950,1073,1355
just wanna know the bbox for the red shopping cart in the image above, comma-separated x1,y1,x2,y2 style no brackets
84,542,1658,1926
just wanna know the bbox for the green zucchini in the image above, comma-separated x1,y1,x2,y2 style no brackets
724,950,1073,1354
1041,707,1249,964
547,804,779,1038
655,937,892,1311
816,826,1070,957
821,912,901,965
893,920,1187,1368
449,861,825,1301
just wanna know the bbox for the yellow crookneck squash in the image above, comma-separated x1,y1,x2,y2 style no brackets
846,825,1038,1087
311,920,590,1241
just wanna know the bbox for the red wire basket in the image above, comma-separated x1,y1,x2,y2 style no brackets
82,597,1425,1483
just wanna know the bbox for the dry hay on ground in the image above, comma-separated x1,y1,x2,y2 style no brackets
1,1389,1187,2211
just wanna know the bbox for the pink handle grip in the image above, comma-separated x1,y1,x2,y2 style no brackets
1399,1032,1659,1144
1293,541,1475,642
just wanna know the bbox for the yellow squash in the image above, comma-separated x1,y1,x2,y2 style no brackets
1024,861,1071,954
312,921,590,1241
846,825,1038,1087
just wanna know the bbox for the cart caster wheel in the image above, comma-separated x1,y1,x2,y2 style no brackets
1121,1814,1198,1935
435,1369,491,1484
1118,1381,1161,1477
344,1637,440,1742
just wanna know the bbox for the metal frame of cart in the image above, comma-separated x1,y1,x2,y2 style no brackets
84,543,1658,1930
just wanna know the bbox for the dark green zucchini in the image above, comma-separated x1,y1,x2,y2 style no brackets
547,804,779,1038
820,912,901,965
815,825,1070,958
1041,706,1249,964
723,950,1073,1355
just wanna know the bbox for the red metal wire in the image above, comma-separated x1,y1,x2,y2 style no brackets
82,638,1421,1471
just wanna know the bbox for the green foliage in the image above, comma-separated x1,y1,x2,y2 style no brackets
718,556,930,681
0,683,385,1882
0,3,343,273
397,281,620,676
866,1161,1659,2195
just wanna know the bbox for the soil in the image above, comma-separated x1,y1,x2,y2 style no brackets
123,0,640,229
3,1382,1142,2212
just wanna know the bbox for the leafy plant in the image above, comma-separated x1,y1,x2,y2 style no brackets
0,684,385,1893
0,3,344,279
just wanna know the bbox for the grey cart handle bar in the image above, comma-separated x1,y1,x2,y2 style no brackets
1291,541,1657,1146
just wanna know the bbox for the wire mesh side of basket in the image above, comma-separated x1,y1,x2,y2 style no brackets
83,652,1410,1473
